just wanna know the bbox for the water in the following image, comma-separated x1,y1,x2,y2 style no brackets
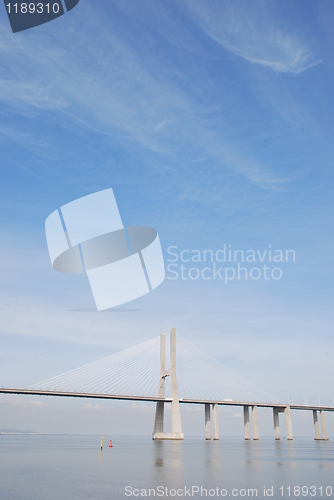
0,435,333,499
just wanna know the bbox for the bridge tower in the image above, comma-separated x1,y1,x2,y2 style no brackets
152,328,184,440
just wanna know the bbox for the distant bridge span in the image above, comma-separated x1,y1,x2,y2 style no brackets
1,329,332,441
1,388,334,413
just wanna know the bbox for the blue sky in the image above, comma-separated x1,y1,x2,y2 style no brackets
0,0,334,436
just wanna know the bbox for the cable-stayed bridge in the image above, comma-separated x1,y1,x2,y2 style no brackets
1,329,333,441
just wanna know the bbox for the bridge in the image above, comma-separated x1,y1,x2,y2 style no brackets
1,328,332,441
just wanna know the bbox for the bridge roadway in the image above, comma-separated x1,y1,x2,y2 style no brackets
1,388,334,412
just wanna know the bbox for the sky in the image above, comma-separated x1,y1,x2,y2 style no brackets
0,0,334,437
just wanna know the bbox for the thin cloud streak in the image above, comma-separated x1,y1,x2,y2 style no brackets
186,0,321,74
0,4,291,190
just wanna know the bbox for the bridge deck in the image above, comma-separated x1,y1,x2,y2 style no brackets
1,388,334,412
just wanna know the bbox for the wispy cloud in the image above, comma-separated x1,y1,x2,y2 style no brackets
0,2,293,191
0,79,70,111
186,0,321,74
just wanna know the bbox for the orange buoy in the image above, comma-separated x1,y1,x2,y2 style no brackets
109,440,113,448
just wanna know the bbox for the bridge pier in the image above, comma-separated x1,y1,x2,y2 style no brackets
212,403,219,440
273,408,281,440
285,405,293,440
153,329,184,440
205,404,211,440
252,405,259,440
153,333,166,439
313,410,320,439
272,406,293,440
170,328,184,439
243,405,259,440
244,406,251,440
153,401,164,434
320,410,329,440
204,403,219,440
313,410,329,440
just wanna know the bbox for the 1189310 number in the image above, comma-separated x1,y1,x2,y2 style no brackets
279,486,333,497
6,3,60,14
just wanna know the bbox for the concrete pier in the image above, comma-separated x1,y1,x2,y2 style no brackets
170,328,184,439
153,333,166,438
153,401,164,434
273,408,280,440
252,405,259,440
313,410,320,439
243,405,259,440
212,403,219,440
285,405,293,440
244,406,251,440
153,329,184,440
320,410,329,441
313,410,329,441
205,403,211,440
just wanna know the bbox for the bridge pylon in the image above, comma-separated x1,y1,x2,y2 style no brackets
152,328,184,440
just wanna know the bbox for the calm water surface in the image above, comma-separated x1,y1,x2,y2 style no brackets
0,435,333,500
